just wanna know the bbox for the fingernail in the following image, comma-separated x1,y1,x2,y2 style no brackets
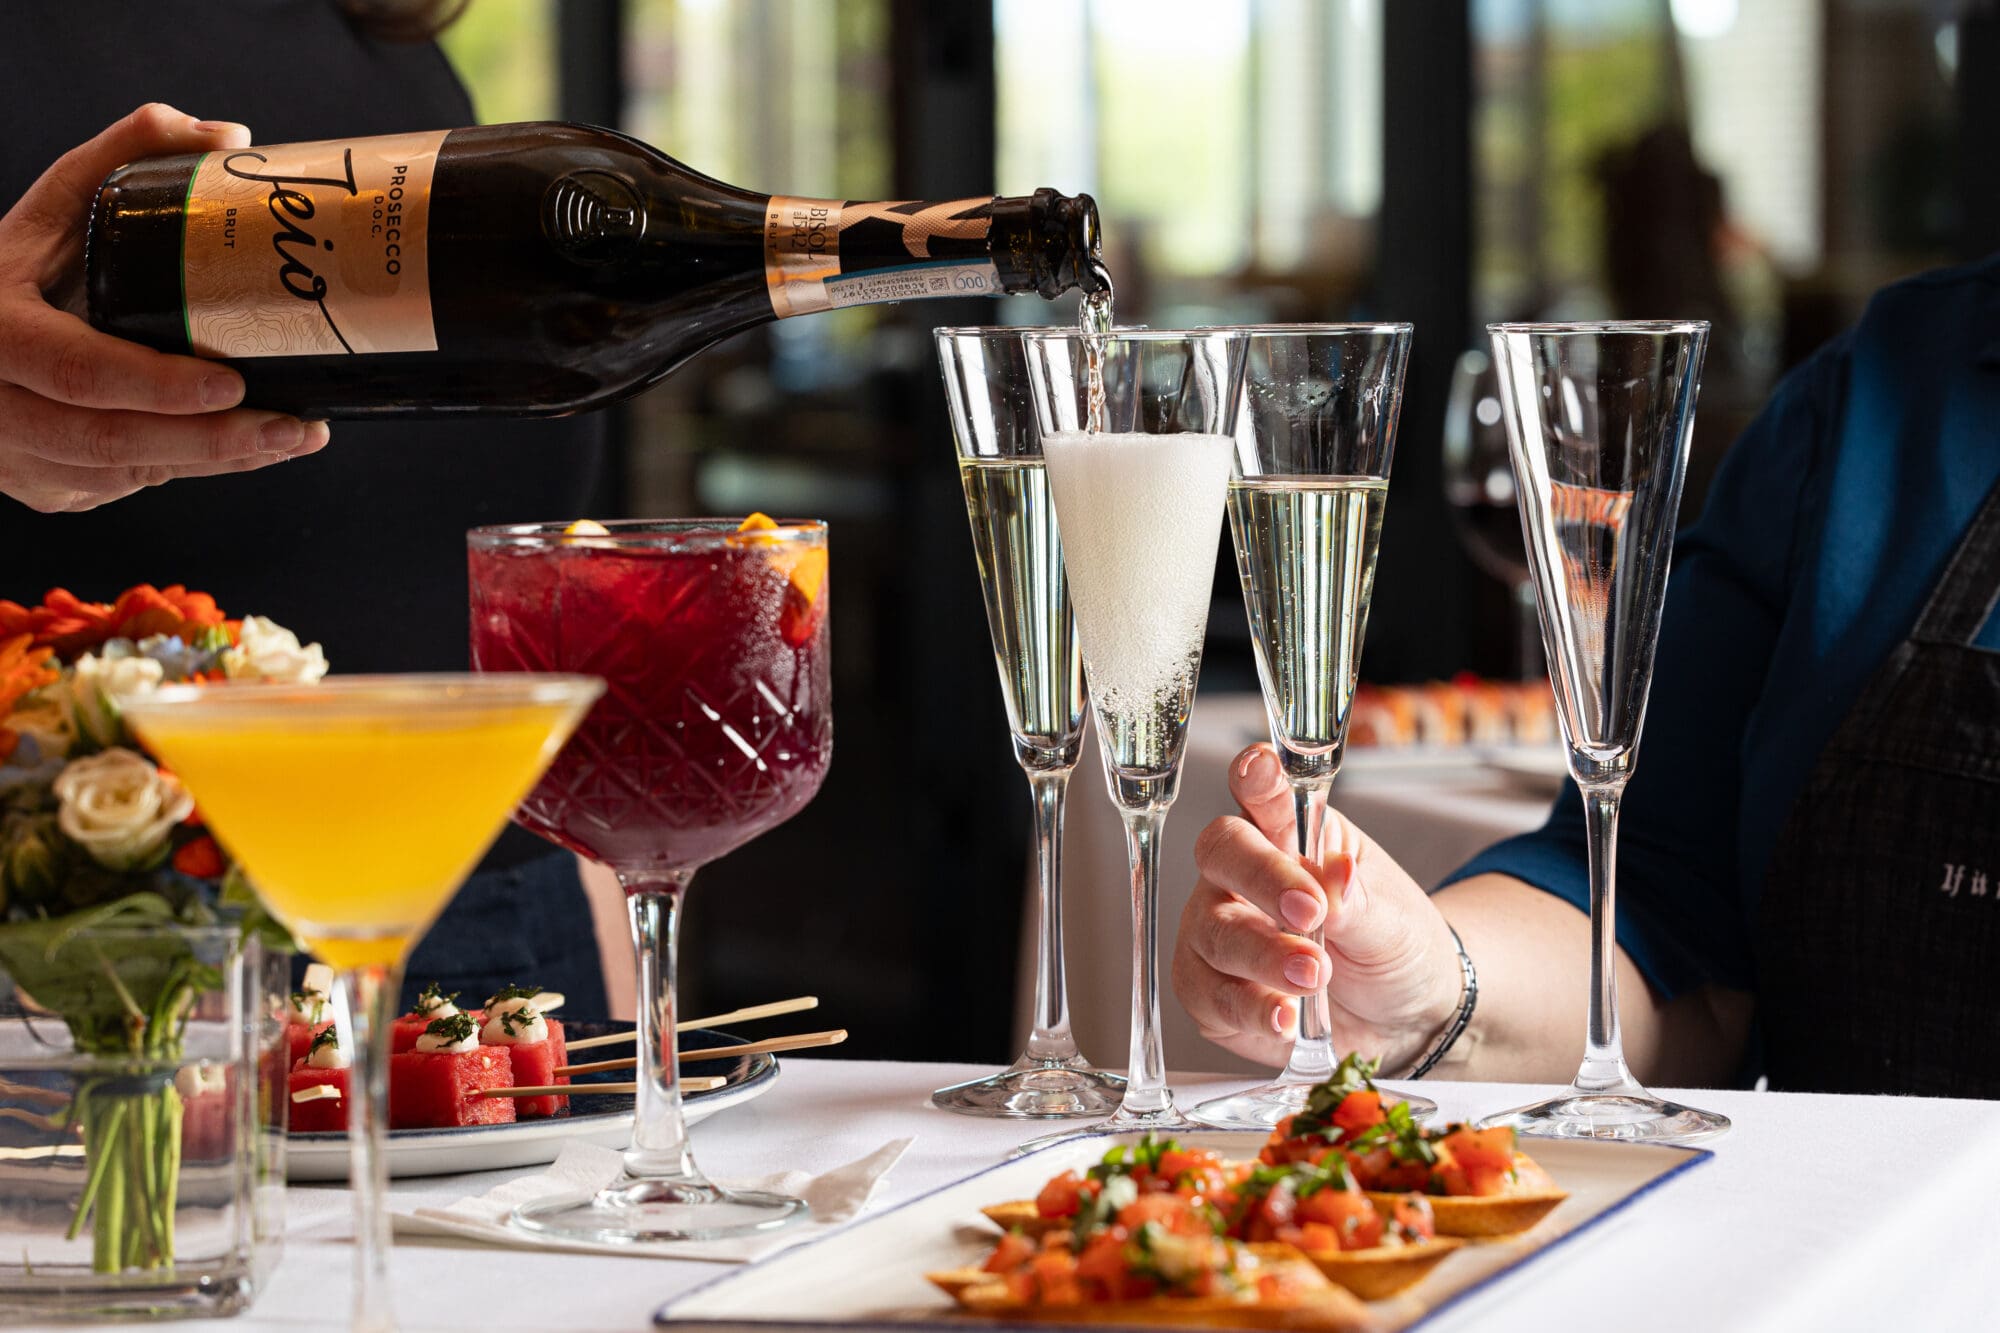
1283,955,1320,990
1242,748,1278,788
1270,1002,1294,1035
1279,889,1321,932
199,374,242,408
259,418,306,452
194,119,253,145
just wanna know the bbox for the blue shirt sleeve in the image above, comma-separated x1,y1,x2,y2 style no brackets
1441,342,1837,1001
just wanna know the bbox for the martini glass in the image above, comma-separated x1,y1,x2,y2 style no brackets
1190,324,1438,1130
1018,328,1248,1145
468,519,833,1239
1479,321,1730,1144
122,675,602,1333
930,327,1125,1118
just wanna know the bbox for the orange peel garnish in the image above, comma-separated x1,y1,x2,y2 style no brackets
787,548,829,605
563,519,612,538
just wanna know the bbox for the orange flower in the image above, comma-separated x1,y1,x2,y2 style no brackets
0,632,60,761
0,585,226,661
172,834,226,880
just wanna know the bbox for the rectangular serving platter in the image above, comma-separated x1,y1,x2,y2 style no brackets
657,1128,1710,1331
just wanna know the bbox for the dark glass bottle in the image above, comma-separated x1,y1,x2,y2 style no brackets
86,122,1103,418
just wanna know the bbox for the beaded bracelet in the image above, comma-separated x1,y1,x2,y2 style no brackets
1406,925,1478,1080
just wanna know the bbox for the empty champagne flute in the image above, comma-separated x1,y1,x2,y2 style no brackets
930,327,1124,1118
1190,324,1438,1130
1480,321,1730,1143
1019,328,1248,1144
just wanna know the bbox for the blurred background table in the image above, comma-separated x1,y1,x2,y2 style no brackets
1031,691,1561,1075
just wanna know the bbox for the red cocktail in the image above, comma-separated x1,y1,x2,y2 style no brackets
469,522,831,871
466,518,831,1243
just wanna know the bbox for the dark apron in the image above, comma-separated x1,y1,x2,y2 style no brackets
1757,479,2000,1095
289,850,610,1021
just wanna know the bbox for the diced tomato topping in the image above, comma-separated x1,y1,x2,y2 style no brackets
1158,1147,1221,1184
1391,1192,1437,1239
1294,1220,1343,1253
1117,1192,1206,1235
1036,1169,1089,1218
1439,1125,1515,1173
1296,1187,1383,1251
1029,1250,1083,1305
1349,1144,1427,1192
1073,1231,1129,1287
984,1231,1036,1274
1331,1089,1386,1136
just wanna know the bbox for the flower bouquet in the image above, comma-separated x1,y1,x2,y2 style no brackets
0,584,324,1301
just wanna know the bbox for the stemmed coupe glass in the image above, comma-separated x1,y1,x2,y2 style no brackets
468,519,835,1237
930,328,1125,1118
123,675,602,1332
1018,328,1248,1142
1480,322,1730,1143
1190,324,1438,1130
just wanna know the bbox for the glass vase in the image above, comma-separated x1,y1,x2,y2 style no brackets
0,925,286,1320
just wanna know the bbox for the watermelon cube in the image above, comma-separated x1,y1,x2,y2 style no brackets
288,1062,350,1133
285,1019,333,1067
388,1046,516,1129
491,1018,569,1118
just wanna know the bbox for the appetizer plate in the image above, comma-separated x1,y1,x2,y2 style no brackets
288,1024,777,1182
656,1129,1710,1331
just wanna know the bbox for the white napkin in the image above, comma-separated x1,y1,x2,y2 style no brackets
391,1137,914,1262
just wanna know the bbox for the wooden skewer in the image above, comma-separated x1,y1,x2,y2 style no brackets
554,1027,847,1077
478,1075,724,1099
563,996,819,1053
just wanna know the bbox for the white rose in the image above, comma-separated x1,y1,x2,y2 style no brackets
221,617,329,685
53,748,195,871
69,651,165,749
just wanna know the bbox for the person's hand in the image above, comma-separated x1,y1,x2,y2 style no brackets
1173,742,1464,1070
0,103,330,513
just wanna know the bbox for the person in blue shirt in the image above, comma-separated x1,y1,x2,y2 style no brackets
1173,257,2000,1097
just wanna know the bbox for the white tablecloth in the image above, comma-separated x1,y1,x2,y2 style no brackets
1041,692,1559,1074
178,1058,1997,1332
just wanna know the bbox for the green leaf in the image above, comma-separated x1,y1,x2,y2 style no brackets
0,895,205,1056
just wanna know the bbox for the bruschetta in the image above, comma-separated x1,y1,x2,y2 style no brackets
934,1190,1372,1330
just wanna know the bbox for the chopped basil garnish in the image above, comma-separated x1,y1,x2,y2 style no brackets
421,1012,477,1045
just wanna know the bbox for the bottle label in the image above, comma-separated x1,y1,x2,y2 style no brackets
181,131,448,358
764,196,1001,317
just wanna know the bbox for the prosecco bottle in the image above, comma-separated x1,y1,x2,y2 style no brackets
85,122,1105,418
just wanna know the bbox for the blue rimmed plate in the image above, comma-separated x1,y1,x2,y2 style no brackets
288,1023,778,1181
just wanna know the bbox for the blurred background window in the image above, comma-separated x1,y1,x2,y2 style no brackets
430,0,1987,1061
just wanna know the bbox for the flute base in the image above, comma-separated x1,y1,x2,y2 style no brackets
1011,1101,1205,1156
511,1177,808,1243
932,1055,1127,1119
1479,1087,1731,1146
1191,1078,1438,1131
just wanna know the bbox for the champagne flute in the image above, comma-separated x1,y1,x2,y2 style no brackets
1189,324,1438,1130
1480,321,1730,1143
1019,328,1248,1144
930,328,1125,1117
